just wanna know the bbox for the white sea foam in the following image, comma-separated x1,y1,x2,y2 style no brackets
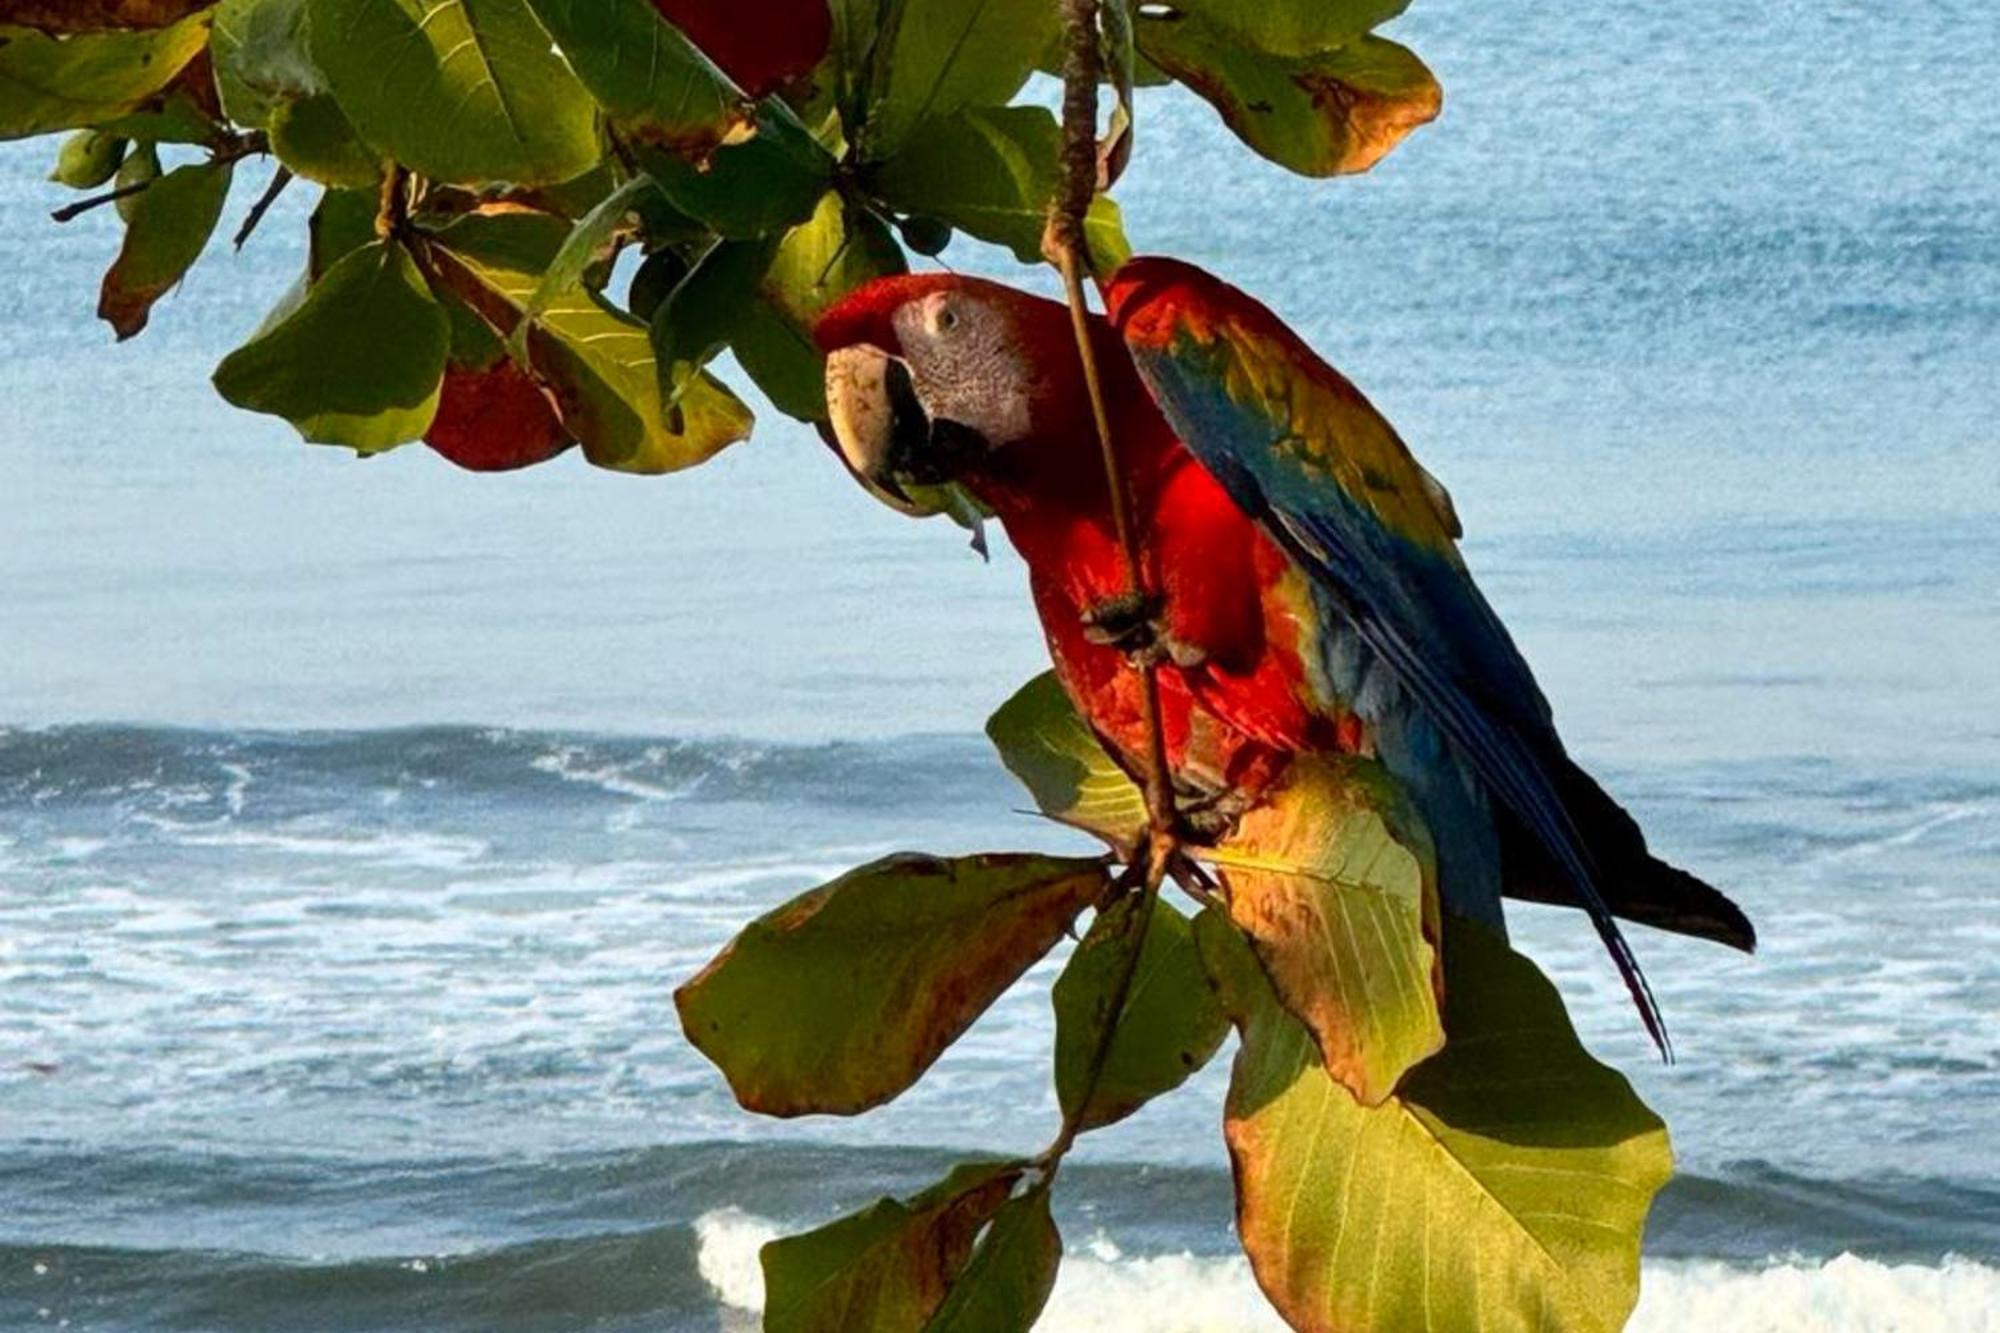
145,823,489,868
530,745,703,805
693,1212,2000,1332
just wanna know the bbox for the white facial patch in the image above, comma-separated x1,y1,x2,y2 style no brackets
891,291,1032,446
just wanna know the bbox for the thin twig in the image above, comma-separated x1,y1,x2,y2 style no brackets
50,179,152,224
233,166,294,250
1036,868,1162,1178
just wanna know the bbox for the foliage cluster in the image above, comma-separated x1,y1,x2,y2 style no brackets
4,2,1675,1329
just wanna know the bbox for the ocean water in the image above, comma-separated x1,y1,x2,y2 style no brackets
2,0,1997,1328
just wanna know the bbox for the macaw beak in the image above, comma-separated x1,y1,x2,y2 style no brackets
824,343,993,518
824,343,932,512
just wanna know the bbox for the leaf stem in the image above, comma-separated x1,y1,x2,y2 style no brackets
376,164,411,241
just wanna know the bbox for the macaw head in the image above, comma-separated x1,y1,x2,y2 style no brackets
814,274,1092,510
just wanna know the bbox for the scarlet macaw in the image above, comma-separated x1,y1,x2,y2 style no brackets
815,259,1753,1053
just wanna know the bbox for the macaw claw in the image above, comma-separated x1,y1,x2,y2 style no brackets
1080,591,1208,669
1173,779,1255,844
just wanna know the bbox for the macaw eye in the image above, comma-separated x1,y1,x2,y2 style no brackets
935,305,959,333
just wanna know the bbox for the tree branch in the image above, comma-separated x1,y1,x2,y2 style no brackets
1045,0,1180,859
1032,0,1192,1175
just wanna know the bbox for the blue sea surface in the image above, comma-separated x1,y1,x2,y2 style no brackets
2,1,1997,1328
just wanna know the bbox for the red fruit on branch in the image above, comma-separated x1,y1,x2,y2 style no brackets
650,0,832,99
424,360,574,473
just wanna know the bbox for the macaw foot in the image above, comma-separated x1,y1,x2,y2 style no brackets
1079,591,1207,669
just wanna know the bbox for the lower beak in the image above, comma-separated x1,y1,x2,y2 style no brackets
824,344,932,513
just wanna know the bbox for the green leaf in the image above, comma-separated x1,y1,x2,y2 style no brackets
306,0,600,185
641,100,832,238
94,83,223,145
1210,755,1442,1106
98,159,232,340
1052,894,1228,1132
675,851,1108,1117
730,302,827,421
624,245,689,324
1198,912,1673,1333
1136,16,1440,177
423,210,753,474
923,1183,1061,1333
860,0,1057,162
213,239,449,451
210,0,319,128
984,670,1147,853
650,235,775,385
50,128,125,187
525,0,755,160
762,1162,1023,1333
1163,0,1409,58
731,188,907,421
820,0,879,132
306,183,377,279
510,173,656,361
870,106,1130,268
0,10,209,139
112,137,157,222
269,92,380,189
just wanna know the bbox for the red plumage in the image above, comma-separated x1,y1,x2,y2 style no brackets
817,274,1340,807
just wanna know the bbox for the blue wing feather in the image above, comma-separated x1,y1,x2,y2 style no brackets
1113,261,1675,1055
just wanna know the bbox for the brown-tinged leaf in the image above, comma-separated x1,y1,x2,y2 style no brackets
0,10,210,138
422,210,753,474
676,852,1109,1116
1159,0,1408,59
0,0,208,32
98,158,231,340
638,99,832,239
762,1162,1022,1333
1198,911,1673,1333
1211,754,1442,1106
923,1182,1062,1333
424,358,574,473
1136,14,1440,176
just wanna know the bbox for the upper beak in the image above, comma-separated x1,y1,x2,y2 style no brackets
824,344,933,513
